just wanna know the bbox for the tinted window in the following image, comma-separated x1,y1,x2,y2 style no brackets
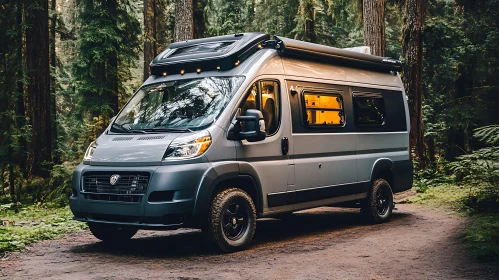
239,80,280,135
353,93,385,125
303,92,344,126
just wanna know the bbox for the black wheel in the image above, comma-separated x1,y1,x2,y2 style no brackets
362,178,394,223
207,188,256,253
88,223,138,242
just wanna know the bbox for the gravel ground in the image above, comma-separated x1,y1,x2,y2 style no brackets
1,203,498,280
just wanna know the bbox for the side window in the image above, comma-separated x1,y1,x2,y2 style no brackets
239,80,280,135
353,92,385,125
303,91,344,126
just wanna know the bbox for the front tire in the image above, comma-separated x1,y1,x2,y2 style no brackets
88,223,138,242
362,179,394,223
207,188,257,253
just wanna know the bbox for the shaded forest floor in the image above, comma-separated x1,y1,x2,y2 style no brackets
1,203,498,280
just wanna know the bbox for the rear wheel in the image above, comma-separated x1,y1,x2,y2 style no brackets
88,223,138,242
207,188,256,253
362,178,394,223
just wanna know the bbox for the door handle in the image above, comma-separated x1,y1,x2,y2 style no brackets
281,137,289,155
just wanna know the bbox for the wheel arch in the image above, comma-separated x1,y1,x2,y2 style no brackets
370,158,395,190
192,162,264,227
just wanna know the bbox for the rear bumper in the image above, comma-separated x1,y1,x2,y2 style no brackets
392,159,413,193
69,162,212,229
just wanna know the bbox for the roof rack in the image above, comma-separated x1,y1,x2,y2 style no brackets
273,36,402,72
149,33,402,76
150,32,270,76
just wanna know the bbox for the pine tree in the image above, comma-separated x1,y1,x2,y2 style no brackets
25,0,53,177
402,0,426,167
73,0,141,138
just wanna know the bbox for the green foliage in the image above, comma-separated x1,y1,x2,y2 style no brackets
0,204,86,255
448,125,499,211
73,0,141,127
463,213,499,261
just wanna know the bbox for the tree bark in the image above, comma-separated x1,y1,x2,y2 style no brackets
50,0,59,163
174,0,194,42
25,0,52,177
143,0,157,80
402,0,426,168
363,0,385,56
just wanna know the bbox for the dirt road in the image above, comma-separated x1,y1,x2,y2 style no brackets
1,204,498,280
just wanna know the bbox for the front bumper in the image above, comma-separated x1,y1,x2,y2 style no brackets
69,162,212,229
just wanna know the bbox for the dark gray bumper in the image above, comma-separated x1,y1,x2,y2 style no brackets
69,162,213,229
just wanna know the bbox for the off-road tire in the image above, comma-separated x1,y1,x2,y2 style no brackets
88,223,138,242
207,188,257,253
362,178,394,224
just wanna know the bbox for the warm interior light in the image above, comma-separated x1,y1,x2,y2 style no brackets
180,70,185,75
196,68,201,73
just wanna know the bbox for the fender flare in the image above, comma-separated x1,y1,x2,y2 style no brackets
370,158,394,185
192,161,264,225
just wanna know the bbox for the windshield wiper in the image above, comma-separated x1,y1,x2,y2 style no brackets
147,128,193,132
111,123,147,134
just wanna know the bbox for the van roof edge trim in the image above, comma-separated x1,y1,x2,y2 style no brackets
274,36,402,73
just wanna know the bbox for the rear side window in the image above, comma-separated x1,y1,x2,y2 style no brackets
303,91,344,126
353,92,385,125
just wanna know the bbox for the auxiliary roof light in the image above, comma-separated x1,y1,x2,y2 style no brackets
162,72,167,77
180,69,185,75
216,66,221,71
258,43,263,49
196,68,201,74
234,60,240,66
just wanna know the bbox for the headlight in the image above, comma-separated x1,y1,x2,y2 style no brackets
83,141,97,161
163,130,212,160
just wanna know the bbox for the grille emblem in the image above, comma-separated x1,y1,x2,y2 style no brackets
109,174,120,186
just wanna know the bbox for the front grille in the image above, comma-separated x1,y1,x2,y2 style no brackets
83,193,142,203
82,172,150,196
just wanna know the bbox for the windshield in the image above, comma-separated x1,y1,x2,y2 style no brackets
111,76,245,133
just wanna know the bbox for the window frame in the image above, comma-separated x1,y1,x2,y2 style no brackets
352,91,386,127
300,88,346,128
235,79,282,136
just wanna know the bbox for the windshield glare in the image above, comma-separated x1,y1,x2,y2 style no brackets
112,76,245,133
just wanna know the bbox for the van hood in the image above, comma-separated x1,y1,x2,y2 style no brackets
84,133,185,166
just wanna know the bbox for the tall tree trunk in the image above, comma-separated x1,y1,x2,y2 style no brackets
25,0,52,177
174,0,194,42
402,0,426,168
50,0,59,163
363,0,385,56
144,0,157,80
107,0,119,114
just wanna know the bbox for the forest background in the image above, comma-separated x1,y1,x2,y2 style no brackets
0,0,498,260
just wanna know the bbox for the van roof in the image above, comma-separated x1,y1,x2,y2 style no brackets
150,33,402,77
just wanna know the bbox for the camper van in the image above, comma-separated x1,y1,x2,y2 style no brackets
70,33,413,252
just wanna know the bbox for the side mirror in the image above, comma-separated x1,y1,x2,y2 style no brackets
227,109,266,142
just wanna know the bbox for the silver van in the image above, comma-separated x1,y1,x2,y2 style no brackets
70,33,413,252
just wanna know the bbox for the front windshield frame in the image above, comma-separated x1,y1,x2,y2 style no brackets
110,76,246,134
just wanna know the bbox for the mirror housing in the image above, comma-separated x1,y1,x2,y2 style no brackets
227,109,266,142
